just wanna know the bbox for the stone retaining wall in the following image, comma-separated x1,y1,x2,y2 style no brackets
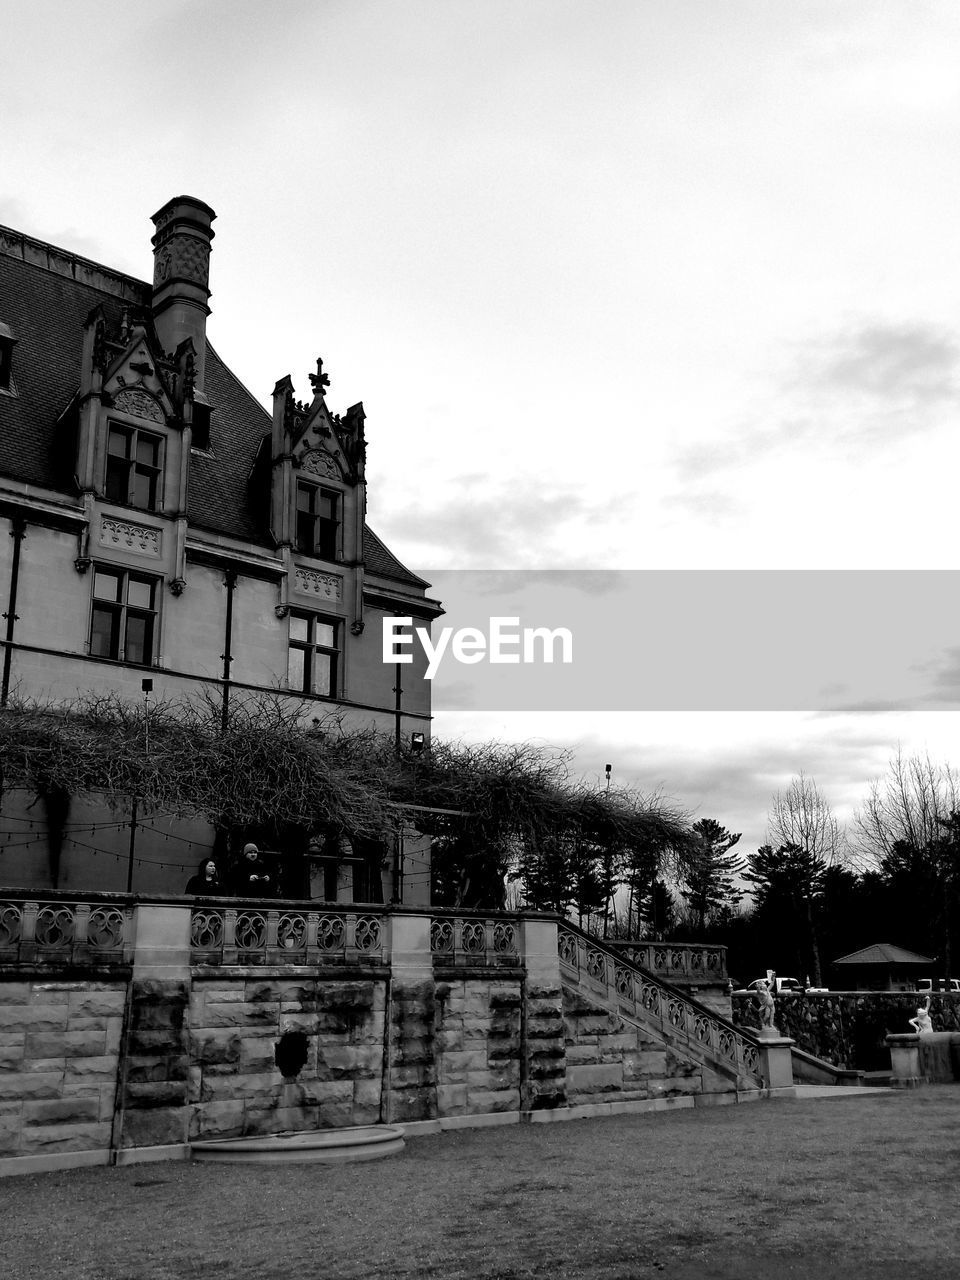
733,991,960,1070
0,976,126,1162
0,908,755,1174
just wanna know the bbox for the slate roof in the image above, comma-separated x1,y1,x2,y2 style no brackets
0,227,426,588
832,943,936,967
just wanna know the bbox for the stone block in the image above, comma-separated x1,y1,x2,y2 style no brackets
316,1043,381,1080
239,1037,280,1072
196,985,246,1003
437,1083,468,1115
466,1088,519,1113
0,1042,25,1069
623,1050,667,1082
0,1005,67,1031
0,1072,64,1100
242,1105,321,1136
299,1078,353,1107
565,1043,601,1065
201,1070,279,1105
121,1108,187,1148
0,1120,22,1156
187,1066,202,1103
64,1055,117,1080
133,978,188,1003
0,983,31,1004
598,1032,641,1057
124,1081,188,1109
191,1031,243,1066
129,1029,186,1056
68,990,126,1018
388,1091,436,1123
190,1100,244,1139
65,1015,111,1033
104,1020,123,1057
567,1063,624,1095
202,1002,278,1029
0,1032,25,1048
23,1097,101,1126
274,1012,319,1037
352,1078,383,1111
20,1121,112,1154
25,1030,106,1060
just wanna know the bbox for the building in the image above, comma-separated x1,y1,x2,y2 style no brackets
831,943,936,992
0,196,441,900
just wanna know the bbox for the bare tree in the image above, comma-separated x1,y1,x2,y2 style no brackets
768,773,846,867
855,748,960,866
764,774,845,986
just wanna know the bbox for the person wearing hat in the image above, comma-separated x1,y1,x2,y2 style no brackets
232,842,275,897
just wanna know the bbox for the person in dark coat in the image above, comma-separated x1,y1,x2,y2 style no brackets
185,858,225,895
232,842,275,897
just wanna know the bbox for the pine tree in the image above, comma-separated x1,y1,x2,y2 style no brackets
678,818,744,934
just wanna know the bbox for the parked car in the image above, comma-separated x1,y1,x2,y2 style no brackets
918,977,960,993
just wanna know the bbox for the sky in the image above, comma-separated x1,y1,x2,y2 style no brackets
3,1,960,859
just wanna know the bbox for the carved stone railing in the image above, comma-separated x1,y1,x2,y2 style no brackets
558,925,763,1089
604,939,727,983
0,896,136,966
430,915,521,967
190,905,386,966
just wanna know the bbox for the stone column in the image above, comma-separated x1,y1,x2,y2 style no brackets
885,1032,925,1088
115,903,194,1155
386,913,437,1124
755,1026,797,1098
519,917,567,1112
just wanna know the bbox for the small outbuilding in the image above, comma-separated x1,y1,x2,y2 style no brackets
831,942,936,992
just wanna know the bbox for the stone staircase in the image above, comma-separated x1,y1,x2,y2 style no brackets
558,925,766,1094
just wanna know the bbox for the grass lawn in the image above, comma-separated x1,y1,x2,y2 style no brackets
4,1089,960,1280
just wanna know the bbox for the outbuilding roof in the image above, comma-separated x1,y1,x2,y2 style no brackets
832,943,936,967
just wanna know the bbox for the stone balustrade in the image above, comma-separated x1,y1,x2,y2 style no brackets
429,914,521,967
0,892,136,967
189,904,386,966
604,939,727,983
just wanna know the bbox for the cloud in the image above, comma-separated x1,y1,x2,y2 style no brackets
378,480,631,569
670,320,960,493
799,322,960,405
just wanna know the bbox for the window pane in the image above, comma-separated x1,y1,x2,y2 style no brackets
125,613,153,665
126,577,154,609
136,435,159,466
295,512,315,554
318,492,337,520
287,645,306,690
296,484,314,513
90,605,119,658
313,652,333,697
315,621,336,649
104,457,129,503
132,467,156,509
316,520,337,560
107,428,130,457
289,614,309,642
93,569,122,602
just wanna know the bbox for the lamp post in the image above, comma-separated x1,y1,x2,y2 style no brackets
125,678,152,894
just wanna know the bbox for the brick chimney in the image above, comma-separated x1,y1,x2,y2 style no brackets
150,196,216,390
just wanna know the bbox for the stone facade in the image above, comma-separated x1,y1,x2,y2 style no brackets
0,904,762,1175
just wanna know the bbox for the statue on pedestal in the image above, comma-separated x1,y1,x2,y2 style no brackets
755,977,776,1030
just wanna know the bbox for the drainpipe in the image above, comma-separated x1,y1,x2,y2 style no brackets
1,516,26,705
220,569,237,733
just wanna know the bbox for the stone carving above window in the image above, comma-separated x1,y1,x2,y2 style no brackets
112,388,165,424
294,567,343,601
299,449,340,479
98,517,162,557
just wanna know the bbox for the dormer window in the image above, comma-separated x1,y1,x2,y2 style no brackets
105,424,163,510
191,396,212,452
296,482,339,560
0,322,16,395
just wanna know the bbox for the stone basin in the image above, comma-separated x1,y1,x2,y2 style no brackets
191,1125,405,1164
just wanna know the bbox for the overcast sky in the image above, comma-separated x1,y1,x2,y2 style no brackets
4,1,960,857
